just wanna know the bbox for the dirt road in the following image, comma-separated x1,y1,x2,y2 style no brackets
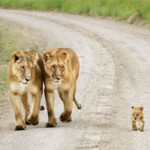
0,9,150,150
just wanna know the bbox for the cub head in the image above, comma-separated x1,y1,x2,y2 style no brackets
42,49,69,83
11,50,39,85
131,106,144,121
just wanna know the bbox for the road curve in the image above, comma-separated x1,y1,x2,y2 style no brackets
0,9,150,150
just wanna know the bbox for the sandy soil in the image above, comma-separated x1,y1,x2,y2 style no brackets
0,9,150,150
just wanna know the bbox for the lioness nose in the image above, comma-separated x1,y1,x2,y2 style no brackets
56,77,60,81
25,78,30,82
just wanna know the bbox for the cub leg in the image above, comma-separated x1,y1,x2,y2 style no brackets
45,89,57,127
139,120,145,131
132,120,137,131
27,91,42,125
10,92,26,130
21,93,30,125
59,89,73,122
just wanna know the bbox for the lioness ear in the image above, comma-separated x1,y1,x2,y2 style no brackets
32,53,39,65
42,49,56,63
42,52,52,63
63,52,69,64
139,107,144,111
12,51,24,63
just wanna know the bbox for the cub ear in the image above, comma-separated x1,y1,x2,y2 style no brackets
42,49,56,63
131,106,134,110
62,52,69,64
12,51,24,63
139,107,144,111
32,53,39,65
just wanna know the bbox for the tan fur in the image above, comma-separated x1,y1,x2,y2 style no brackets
131,106,145,131
7,50,43,130
42,48,81,127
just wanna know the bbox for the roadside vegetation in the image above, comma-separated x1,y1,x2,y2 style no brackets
0,24,39,103
0,25,16,103
0,26,17,65
0,0,150,21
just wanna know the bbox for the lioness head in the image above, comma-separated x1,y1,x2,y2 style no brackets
131,106,144,121
11,50,39,85
42,49,69,83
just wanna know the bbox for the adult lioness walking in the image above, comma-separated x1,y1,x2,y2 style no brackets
43,48,81,127
7,50,43,130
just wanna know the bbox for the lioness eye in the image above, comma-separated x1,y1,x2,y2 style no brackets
51,65,55,69
61,66,65,70
21,66,25,70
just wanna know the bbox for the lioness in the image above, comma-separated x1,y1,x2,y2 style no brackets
131,106,145,131
42,48,81,127
7,50,43,130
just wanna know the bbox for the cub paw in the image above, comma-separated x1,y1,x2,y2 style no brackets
140,129,144,132
132,128,137,131
15,125,25,131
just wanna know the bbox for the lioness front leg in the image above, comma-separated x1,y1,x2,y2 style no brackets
45,89,57,127
10,93,26,130
27,92,42,125
60,90,73,122
21,93,30,125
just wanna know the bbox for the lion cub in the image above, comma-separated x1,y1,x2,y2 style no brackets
131,106,145,131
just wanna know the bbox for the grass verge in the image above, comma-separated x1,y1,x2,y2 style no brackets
0,69,7,103
0,0,150,21
0,23,39,104
0,24,16,103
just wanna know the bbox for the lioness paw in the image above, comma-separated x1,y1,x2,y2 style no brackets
60,112,72,122
27,116,39,125
66,116,72,122
25,121,31,125
15,125,25,131
46,122,57,127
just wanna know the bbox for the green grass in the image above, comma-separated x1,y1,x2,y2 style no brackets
0,25,18,65
0,69,7,91
0,69,7,103
0,0,150,21
0,25,14,103
29,45,39,51
0,24,39,103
